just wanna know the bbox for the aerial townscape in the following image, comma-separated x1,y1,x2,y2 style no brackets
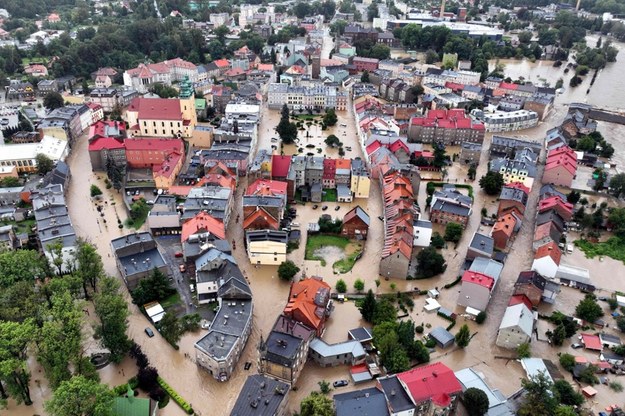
4,0,625,416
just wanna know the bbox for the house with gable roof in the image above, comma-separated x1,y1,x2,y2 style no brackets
543,145,577,187
283,277,332,337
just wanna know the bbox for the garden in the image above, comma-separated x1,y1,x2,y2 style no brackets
305,234,364,274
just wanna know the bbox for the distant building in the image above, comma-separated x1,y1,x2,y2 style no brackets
407,108,485,145
125,96,197,139
267,83,348,111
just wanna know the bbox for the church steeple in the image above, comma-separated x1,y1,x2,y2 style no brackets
179,75,194,99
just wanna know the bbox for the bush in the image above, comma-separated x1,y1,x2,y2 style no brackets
446,320,456,331
476,311,486,324
444,275,462,289
157,377,194,415
609,381,623,392
425,338,436,348
278,260,300,281
90,185,103,197
559,353,576,372
431,232,445,249
354,279,365,292
336,279,347,293
415,325,424,334
113,384,129,396
149,387,167,402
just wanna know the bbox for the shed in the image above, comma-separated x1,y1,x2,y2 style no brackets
144,301,165,323
582,386,597,398
428,289,440,299
617,295,625,307
429,326,455,348
423,298,441,313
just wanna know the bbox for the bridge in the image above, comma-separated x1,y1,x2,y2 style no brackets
567,102,625,125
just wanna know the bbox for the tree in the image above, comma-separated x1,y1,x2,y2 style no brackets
617,316,625,333
431,232,445,249
324,134,341,147
360,70,370,83
443,222,463,243
74,240,105,298
36,291,83,389
131,268,175,305
317,380,331,394
518,372,558,416
0,177,20,188
43,91,64,111
517,342,531,359
300,391,334,416
479,171,504,195
360,289,376,322
463,387,489,416
105,155,124,192
149,83,178,98
559,353,576,372
547,323,567,346
425,49,439,64
432,142,447,168
276,104,298,144
566,190,581,204
467,164,477,180
45,376,113,416
158,312,183,348
322,108,338,127
575,293,603,323
518,31,532,44
335,279,347,293
137,366,159,391
455,324,471,348
386,348,410,373
0,249,47,289
416,246,446,278
94,277,131,363
555,406,578,416
553,380,584,406
278,260,300,281
609,173,625,198
372,298,397,325
0,320,35,405
35,153,55,175
476,311,487,324
353,279,365,292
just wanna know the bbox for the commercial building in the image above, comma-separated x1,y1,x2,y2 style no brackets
267,83,348,111
245,229,288,265
195,265,253,382
407,108,485,145
0,135,69,173
472,109,539,132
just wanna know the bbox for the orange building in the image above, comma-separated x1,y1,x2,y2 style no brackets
283,277,332,337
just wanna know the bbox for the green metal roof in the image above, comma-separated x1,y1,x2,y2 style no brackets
195,98,206,110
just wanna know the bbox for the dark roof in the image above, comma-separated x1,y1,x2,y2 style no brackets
515,271,546,290
535,209,565,231
229,375,289,416
378,376,414,412
429,326,455,347
431,199,471,216
469,233,494,255
348,327,373,342
539,184,566,201
499,186,528,205
264,329,303,366
334,387,390,416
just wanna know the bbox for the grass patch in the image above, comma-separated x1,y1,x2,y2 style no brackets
574,238,625,264
1,218,36,235
322,188,337,202
333,243,363,273
305,235,351,267
160,292,181,310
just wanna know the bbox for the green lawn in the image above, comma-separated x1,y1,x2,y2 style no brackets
322,188,337,202
305,235,362,273
1,218,36,235
333,249,363,273
160,292,181,310
575,238,625,264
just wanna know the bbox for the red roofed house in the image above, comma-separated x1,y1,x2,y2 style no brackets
322,158,336,189
491,211,521,250
508,294,534,311
89,120,126,142
543,145,577,187
531,242,562,279
242,209,280,231
125,97,197,138
396,362,462,414
181,211,226,242
88,137,126,170
581,333,603,351
538,196,574,221
47,13,61,23
341,206,370,240
513,271,547,307
271,155,294,201
283,277,332,336
246,179,288,199
86,102,104,124
457,271,497,312
24,64,48,77
125,138,185,189
498,182,529,217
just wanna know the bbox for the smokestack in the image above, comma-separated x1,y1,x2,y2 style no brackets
440,0,446,18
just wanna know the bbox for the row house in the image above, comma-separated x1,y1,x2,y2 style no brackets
489,148,538,189
542,145,577,188
407,108,485,145
497,182,530,216
514,270,559,306
429,185,472,227
472,109,539,132
489,135,542,160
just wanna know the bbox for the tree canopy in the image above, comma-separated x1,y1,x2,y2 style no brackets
479,171,504,195
299,391,334,416
278,260,300,281
43,92,64,111
45,376,114,416
463,387,489,416
575,293,603,323
416,246,446,278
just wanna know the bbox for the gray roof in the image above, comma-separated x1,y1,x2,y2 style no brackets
229,375,289,416
414,219,432,229
539,184,566,201
348,327,373,342
536,210,564,231
469,233,494,255
454,368,514,416
264,330,304,367
490,158,537,178
469,257,503,281
499,186,528,205
245,230,288,244
334,387,390,416
117,248,166,278
599,333,621,345
499,303,533,336
431,200,471,216
516,271,546,290
242,195,284,208
378,376,414,412
520,358,553,384
309,338,366,359
430,326,455,347
337,184,352,199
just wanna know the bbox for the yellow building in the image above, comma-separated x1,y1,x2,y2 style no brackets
350,159,371,199
125,97,196,139
245,230,288,265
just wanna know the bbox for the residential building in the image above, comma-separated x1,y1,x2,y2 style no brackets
599,333,621,349
334,388,390,416
245,230,288,265
538,196,573,222
182,211,226,243
454,368,515,416
430,186,472,227
305,156,324,186
377,375,416,416
111,232,168,290
341,206,370,239
489,136,542,160
39,106,83,142
352,57,380,73
182,186,234,224
407,108,485,145
498,182,529,216
531,242,561,279
554,264,593,291
195,266,253,381
322,158,336,189
490,211,521,250
472,109,539,132
532,221,562,251
308,338,366,367
543,145,577,187
467,233,494,260
147,195,181,236
335,158,352,187
283,277,332,337
259,315,315,385
413,219,433,248
496,301,534,349
126,97,197,139
490,150,538,189
88,87,120,112
194,248,238,304
350,158,371,198
229,375,289,416
457,271,498,312
0,224,16,251
513,271,547,307
459,142,482,165
396,362,462,416
267,83,348,111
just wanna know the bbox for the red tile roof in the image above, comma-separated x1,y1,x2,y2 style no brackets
397,362,461,407
246,179,287,197
153,151,182,179
499,82,518,90
88,137,124,151
388,139,409,154
538,196,574,220
366,140,382,156
534,242,562,265
506,181,530,195
581,333,602,351
242,208,279,230
462,271,495,290
271,155,291,178
181,212,225,242
509,294,533,310
214,59,230,68
492,213,517,237
127,97,184,121
335,158,352,170
283,278,331,334
124,138,183,152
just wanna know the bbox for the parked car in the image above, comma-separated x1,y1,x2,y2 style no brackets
312,205,319,209
322,206,328,211
179,264,186,273
334,206,340,211
571,343,583,349
333,380,349,387
174,252,184,258
189,284,195,293
145,327,155,337
378,216,384,221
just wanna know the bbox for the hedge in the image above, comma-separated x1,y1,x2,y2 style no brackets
157,376,194,415
444,275,462,289
113,383,129,396
446,320,456,331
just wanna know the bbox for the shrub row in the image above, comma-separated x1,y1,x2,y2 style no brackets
444,275,462,289
446,320,456,331
157,376,194,415
437,311,455,322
